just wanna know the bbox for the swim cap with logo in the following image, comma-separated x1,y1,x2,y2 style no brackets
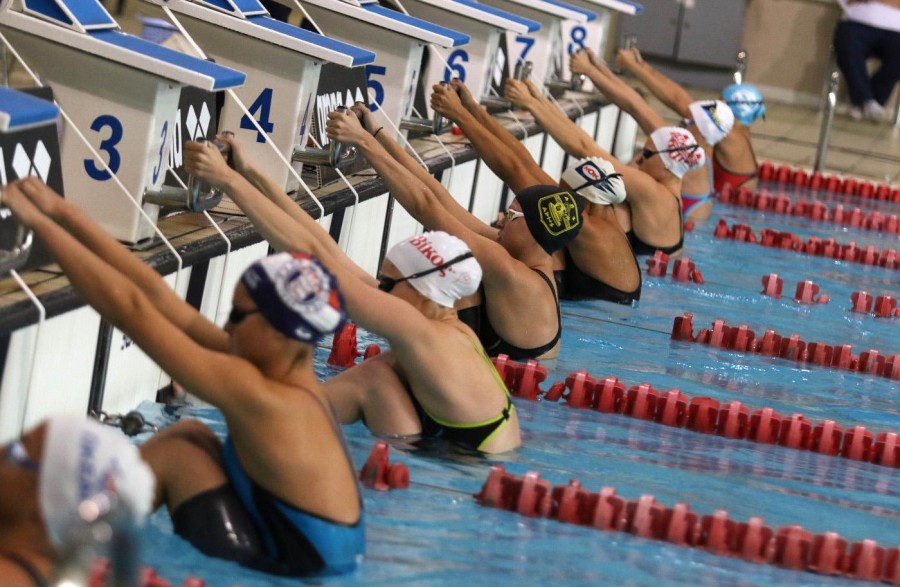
722,83,766,126
649,126,706,179
241,252,347,344
560,157,626,205
514,186,584,254
39,416,155,548
688,100,734,146
385,231,482,308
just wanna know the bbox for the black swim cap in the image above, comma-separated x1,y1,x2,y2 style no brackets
515,186,584,254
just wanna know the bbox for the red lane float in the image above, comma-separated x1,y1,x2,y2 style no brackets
475,466,900,584
718,185,900,234
645,253,704,283
670,313,899,379
756,160,900,202
359,440,410,491
327,322,360,367
714,219,898,270
489,353,900,469
88,559,207,587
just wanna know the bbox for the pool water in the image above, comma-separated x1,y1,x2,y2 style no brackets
136,184,898,586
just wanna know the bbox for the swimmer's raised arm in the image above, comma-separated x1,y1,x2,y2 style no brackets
2,179,272,413
616,48,693,118
327,105,494,240
431,80,550,194
2,178,227,351
569,49,666,137
184,139,374,286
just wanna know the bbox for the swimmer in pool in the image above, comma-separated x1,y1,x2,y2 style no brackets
615,47,763,210
3,178,363,577
0,415,154,587
431,80,642,304
326,103,583,360
506,53,706,257
184,138,521,454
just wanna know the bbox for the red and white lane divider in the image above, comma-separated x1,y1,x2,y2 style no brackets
490,355,899,469
671,313,899,379
714,219,898,270
475,466,900,583
757,161,900,203
644,252,704,283
718,185,899,235
88,559,208,587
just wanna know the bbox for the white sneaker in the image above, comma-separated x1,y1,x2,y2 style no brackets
863,100,886,121
848,105,864,121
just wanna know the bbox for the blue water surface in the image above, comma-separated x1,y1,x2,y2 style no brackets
136,186,898,586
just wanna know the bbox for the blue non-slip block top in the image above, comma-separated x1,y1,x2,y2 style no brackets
362,4,470,47
621,0,643,14
89,30,246,90
452,0,541,33
0,88,58,132
195,0,267,16
540,0,598,21
25,0,115,28
245,16,376,67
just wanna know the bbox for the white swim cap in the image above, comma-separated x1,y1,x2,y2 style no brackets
688,100,734,146
560,156,626,205
39,416,155,548
385,231,482,308
648,126,706,179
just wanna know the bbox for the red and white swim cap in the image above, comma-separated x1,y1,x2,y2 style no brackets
386,231,482,308
649,126,706,179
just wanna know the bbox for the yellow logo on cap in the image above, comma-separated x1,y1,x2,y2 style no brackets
538,192,581,236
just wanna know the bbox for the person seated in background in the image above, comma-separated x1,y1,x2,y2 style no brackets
3,178,364,577
183,137,521,454
0,415,154,587
505,60,704,257
612,47,737,220
834,0,900,122
326,103,582,360
432,80,641,304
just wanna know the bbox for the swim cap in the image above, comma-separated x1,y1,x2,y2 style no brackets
515,186,584,254
688,100,734,146
386,231,482,308
722,83,766,126
649,126,706,179
39,416,155,549
241,252,347,344
559,157,626,205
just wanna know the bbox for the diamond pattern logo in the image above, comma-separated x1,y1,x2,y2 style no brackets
185,102,211,140
11,140,52,181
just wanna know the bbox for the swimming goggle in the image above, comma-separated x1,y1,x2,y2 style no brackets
505,208,525,223
378,252,474,293
640,144,700,160
228,306,262,324
4,439,39,471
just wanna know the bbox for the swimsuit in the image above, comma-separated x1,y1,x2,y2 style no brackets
221,439,365,576
713,135,758,192
408,338,515,452
555,247,641,304
681,161,716,219
2,554,47,587
457,269,560,360
626,196,685,256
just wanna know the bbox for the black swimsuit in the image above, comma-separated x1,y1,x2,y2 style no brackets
3,553,47,587
625,195,684,256
555,247,642,304
458,269,561,360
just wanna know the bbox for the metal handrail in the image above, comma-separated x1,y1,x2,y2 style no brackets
815,70,840,173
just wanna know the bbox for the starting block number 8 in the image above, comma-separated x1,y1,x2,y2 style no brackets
568,26,586,54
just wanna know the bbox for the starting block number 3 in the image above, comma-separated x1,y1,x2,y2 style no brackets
83,113,169,184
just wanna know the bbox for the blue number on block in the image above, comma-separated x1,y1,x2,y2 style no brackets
568,26,587,54
84,114,123,181
152,121,168,184
515,35,535,63
366,65,387,112
444,49,469,83
240,88,275,143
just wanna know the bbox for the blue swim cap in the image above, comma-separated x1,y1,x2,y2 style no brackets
722,83,766,126
240,252,347,344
